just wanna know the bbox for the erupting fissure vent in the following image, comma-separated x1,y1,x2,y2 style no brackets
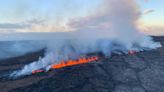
31,51,137,75
32,56,99,74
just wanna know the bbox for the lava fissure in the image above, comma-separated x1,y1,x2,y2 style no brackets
32,56,99,74
32,50,137,75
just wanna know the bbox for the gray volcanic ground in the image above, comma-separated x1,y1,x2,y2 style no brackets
0,36,164,92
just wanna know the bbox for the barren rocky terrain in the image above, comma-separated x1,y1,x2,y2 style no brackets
0,36,164,92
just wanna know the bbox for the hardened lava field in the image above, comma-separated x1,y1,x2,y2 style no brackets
0,36,164,92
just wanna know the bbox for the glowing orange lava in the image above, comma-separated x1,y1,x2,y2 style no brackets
51,56,99,69
32,56,99,74
32,69,44,74
128,50,136,55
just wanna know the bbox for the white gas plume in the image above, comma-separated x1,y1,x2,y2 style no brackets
10,0,161,77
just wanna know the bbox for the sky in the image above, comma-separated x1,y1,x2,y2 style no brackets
0,0,163,34
138,0,164,26
0,0,101,23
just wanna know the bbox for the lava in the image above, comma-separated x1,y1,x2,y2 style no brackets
32,69,45,74
128,50,136,55
32,56,99,74
51,56,99,69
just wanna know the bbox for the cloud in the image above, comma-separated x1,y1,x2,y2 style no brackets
143,9,154,15
0,23,30,30
0,19,45,32
141,25,164,36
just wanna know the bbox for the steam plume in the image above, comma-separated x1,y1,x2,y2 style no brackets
10,0,161,77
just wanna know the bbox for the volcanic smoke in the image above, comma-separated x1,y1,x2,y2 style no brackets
10,0,161,77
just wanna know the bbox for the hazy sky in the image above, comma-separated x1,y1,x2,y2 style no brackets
0,0,163,33
0,0,101,23
138,0,164,26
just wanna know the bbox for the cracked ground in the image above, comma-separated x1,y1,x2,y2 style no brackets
0,36,164,92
